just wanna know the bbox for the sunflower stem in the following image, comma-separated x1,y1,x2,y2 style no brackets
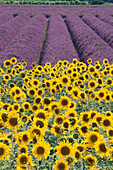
81,157,85,170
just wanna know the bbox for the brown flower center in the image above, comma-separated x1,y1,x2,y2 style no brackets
0,148,4,155
103,119,110,126
9,118,17,126
61,146,70,155
99,143,107,152
61,99,68,106
58,163,65,170
37,147,45,154
20,156,27,164
36,120,44,128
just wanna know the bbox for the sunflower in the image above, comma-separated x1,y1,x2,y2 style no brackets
95,139,109,158
90,92,96,101
88,65,95,74
10,57,17,64
22,84,28,91
71,72,79,80
22,102,31,111
8,83,15,89
12,103,20,112
61,119,71,131
51,124,63,137
16,153,33,168
71,87,80,100
94,113,104,124
27,87,37,98
76,143,86,153
105,78,113,85
30,125,45,140
21,115,29,124
68,118,78,130
66,68,73,76
32,139,51,160
33,117,48,130
107,127,113,139
60,75,70,86
2,103,10,111
0,68,4,75
0,142,10,161
53,107,61,116
87,58,92,64
85,131,102,149
13,86,22,97
109,68,113,77
101,117,112,130
6,111,21,133
80,112,91,125
37,89,44,96
65,109,77,118
53,159,69,170
30,79,40,88
78,125,89,137
79,91,87,101
3,74,11,82
19,131,31,144
54,116,64,125
105,94,111,103
31,104,39,112
34,109,48,120
85,155,97,167
48,101,58,112
69,101,76,110
4,60,11,68
97,89,106,102
34,96,42,106
72,58,78,65
103,59,109,65
42,97,51,107
96,77,103,87
65,85,73,94
105,111,113,117
54,141,73,159
0,111,8,125
18,144,28,154
88,80,97,90
59,96,71,110
89,110,98,120
50,87,56,95
62,60,69,67
95,64,102,71
101,69,108,77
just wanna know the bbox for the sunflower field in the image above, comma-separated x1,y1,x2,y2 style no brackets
0,57,113,170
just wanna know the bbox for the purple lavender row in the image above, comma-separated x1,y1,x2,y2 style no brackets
97,13,113,27
0,12,14,25
82,13,113,48
0,14,30,52
0,14,47,70
65,15,113,65
40,14,79,67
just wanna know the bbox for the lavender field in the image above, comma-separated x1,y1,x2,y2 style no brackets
1,4,113,170
0,4,113,69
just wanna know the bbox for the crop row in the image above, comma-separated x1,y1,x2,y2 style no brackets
97,13,113,27
0,12,14,26
40,14,79,67
0,14,47,70
0,14,30,53
82,13,113,49
65,14,113,65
